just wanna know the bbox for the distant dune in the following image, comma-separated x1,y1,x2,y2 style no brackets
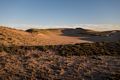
0,26,120,46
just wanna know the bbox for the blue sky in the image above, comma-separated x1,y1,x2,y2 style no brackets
0,0,120,27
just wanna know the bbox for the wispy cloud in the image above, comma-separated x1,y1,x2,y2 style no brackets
0,24,120,31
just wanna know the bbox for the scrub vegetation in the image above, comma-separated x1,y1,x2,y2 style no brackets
0,41,120,80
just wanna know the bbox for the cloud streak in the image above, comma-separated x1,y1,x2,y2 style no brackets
0,24,120,31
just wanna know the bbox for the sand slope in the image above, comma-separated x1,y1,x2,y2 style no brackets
0,26,120,46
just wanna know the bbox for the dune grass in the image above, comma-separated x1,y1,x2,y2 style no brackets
0,41,120,80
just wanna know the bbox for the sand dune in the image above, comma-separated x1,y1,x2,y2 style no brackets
0,26,120,46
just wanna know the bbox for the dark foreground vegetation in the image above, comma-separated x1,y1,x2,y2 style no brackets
0,41,120,80
0,41,120,56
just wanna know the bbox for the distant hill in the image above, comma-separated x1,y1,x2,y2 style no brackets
26,27,120,36
0,26,120,46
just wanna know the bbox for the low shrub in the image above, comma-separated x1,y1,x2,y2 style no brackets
0,41,120,56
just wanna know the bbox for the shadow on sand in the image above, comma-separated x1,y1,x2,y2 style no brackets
60,28,120,42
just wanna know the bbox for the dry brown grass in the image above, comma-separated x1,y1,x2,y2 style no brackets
0,50,119,80
0,41,119,80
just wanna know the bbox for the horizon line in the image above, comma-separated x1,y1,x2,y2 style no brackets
0,24,120,31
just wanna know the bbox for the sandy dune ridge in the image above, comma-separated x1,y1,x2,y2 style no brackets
0,26,120,46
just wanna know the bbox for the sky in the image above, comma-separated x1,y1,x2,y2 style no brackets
0,0,120,29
